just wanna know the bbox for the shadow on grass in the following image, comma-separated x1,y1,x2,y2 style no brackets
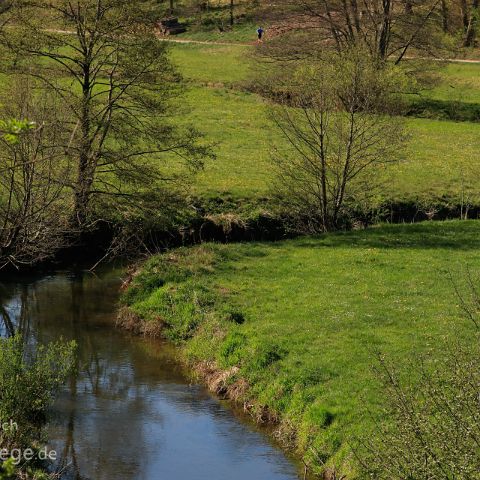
407,98,480,122
292,221,480,251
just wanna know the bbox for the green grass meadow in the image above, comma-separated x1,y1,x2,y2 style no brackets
420,61,480,104
169,42,480,209
124,220,480,475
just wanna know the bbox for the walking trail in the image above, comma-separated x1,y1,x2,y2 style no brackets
47,29,480,63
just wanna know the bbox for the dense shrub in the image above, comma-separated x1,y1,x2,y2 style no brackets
0,335,76,451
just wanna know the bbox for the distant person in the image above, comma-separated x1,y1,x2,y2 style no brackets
257,27,264,43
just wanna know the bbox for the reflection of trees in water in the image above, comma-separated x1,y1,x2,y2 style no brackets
0,282,34,339
0,272,149,480
0,304,15,337
0,272,296,480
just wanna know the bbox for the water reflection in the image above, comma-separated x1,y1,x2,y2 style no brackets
0,270,301,480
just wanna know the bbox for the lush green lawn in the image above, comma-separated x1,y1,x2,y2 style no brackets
175,21,259,43
169,43,252,85
180,87,274,199
394,117,480,205
124,220,480,476
169,43,480,209
419,62,480,104
172,85,480,207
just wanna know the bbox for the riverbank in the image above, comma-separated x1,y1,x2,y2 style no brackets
117,219,480,478
6,192,478,277
0,269,302,480
4,37,480,274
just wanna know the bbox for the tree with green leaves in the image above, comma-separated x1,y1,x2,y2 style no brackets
10,0,209,228
0,334,75,478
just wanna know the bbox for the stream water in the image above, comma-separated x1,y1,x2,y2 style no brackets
0,268,301,480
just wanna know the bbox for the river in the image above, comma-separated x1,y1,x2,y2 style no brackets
0,268,302,480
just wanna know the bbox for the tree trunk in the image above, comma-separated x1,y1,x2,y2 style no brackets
441,0,449,32
230,0,234,26
461,0,469,31
342,0,355,41
378,0,392,59
324,0,342,51
74,64,93,227
464,0,479,46
350,0,361,33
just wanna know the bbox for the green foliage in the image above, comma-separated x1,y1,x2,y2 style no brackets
0,335,76,450
358,340,480,479
0,459,15,480
123,245,224,341
122,245,219,305
247,340,286,370
7,0,213,229
224,309,246,324
132,281,218,342
0,120,35,144
218,331,247,367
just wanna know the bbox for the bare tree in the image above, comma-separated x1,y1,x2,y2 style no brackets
0,81,73,270
271,50,405,233
260,0,446,63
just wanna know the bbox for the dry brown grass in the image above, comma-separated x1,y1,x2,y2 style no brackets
115,306,166,338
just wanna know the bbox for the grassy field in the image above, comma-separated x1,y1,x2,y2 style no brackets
175,21,259,43
168,43,480,210
418,61,480,104
122,220,480,476
6,36,477,215
169,43,252,85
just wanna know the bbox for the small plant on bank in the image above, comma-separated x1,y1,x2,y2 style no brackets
0,335,76,477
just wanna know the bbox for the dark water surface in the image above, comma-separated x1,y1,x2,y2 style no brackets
0,269,301,480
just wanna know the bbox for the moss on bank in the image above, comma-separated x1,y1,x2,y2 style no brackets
118,220,480,477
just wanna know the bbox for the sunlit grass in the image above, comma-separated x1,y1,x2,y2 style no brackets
169,44,480,208
419,62,480,104
126,220,480,474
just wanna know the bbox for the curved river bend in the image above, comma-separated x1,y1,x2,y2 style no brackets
0,268,301,480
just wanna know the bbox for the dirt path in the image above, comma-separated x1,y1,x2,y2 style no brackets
45,29,480,63
156,37,480,63
157,36,252,47
45,28,251,47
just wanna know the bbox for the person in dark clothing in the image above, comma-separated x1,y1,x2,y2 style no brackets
257,27,264,43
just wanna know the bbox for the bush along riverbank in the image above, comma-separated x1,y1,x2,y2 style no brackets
0,336,76,479
3,173,480,275
117,219,480,478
